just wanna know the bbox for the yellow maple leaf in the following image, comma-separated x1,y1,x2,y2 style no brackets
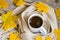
55,9,60,20
45,36,52,40
9,32,20,40
13,0,26,6
34,2,50,13
0,0,8,9
2,11,18,31
35,35,42,40
53,29,60,40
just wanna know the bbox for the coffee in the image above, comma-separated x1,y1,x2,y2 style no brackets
29,16,43,28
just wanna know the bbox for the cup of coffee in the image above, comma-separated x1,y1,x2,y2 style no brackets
28,13,47,35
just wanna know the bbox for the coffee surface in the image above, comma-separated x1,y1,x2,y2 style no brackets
29,16,43,28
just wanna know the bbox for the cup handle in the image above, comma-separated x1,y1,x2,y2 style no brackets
39,27,47,35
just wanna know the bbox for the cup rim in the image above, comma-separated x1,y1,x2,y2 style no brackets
28,13,44,29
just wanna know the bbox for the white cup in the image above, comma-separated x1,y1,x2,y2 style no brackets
28,13,47,35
